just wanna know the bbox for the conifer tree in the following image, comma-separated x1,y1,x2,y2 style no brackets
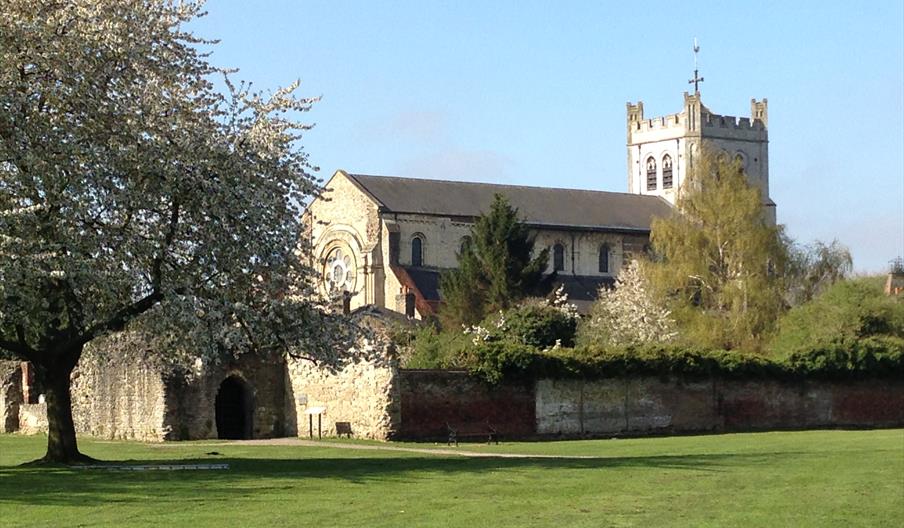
646,148,789,351
439,194,548,328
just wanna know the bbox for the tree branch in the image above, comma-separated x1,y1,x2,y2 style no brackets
151,196,180,289
80,290,162,345
0,337,27,358
0,325,34,359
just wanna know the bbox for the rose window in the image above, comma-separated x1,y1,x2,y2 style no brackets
322,247,356,294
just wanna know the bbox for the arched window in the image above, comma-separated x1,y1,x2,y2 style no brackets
553,243,565,272
662,155,673,189
646,157,657,191
411,235,423,267
598,244,610,273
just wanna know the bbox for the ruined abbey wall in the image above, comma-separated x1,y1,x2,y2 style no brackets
0,361,21,433
287,353,400,440
161,353,290,441
70,349,168,441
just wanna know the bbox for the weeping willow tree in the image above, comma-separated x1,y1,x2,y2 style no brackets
646,148,789,351
0,0,353,463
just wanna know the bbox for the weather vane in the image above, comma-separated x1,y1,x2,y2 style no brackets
689,38,704,94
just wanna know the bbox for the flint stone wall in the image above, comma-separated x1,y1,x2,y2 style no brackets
0,361,22,433
70,346,168,441
287,355,400,440
163,353,289,440
18,403,48,434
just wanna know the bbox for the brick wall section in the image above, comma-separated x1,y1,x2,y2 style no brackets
398,370,536,439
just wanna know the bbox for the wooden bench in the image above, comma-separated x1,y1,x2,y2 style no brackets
446,421,498,446
335,421,352,438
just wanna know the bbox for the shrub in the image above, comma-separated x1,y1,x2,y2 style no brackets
464,339,904,384
770,277,904,356
493,300,578,349
469,341,544,384
400,326,472,369
783,335,904,379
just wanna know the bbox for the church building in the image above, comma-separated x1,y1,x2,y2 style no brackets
304,91,774,319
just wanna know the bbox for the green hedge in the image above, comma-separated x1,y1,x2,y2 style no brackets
465,339,904,384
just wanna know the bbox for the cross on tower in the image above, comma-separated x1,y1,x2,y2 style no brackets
688,38,704,94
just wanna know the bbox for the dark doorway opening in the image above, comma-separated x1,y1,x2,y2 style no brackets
215,375,254,439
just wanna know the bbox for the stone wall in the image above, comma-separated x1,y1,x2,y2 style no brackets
18,403,47,434
0,361,22,433
537,377,904,436
398,370,536,440
70,347,168,441
18,403,47,435
163,353,289,440
287,354,399,440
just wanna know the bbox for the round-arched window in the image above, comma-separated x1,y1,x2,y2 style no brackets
411,235,424,267
553,243,565,272
599,244,610,273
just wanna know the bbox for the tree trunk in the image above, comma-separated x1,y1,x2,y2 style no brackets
39,349,92,464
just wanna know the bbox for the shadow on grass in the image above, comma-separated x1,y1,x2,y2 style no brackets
0,451,802,507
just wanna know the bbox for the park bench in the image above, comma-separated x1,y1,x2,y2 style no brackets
335,421,353,438
446,421,498,446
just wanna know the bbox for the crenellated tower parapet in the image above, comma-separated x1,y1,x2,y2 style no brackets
625,92,775,223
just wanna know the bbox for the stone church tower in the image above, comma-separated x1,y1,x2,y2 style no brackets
626,92,776,223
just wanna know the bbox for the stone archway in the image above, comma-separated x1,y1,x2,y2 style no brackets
215,375,254,439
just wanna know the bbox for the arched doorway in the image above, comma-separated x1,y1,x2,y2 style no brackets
215,375,254,439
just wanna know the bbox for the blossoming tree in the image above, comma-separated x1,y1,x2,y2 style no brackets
0,0,345,462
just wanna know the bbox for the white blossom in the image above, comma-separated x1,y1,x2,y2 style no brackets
580,260,677,346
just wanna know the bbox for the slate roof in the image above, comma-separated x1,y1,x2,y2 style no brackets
346,173,673,232
399,266,613,314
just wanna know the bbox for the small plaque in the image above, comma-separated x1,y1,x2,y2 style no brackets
304,406,326,415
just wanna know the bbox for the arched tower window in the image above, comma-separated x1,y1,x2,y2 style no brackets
598,244,610,273
662,155,673,189
411,235,424,267
553,243,565,272
646,157,657,191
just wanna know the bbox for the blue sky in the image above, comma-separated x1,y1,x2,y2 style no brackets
190,1,903,273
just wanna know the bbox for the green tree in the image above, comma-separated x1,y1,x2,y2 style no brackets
770,276,904,356
0,0,349,463
785,239,853,307
439,194,548,328
646,148,789,351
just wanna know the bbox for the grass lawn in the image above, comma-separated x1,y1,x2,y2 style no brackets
1,429,902,527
